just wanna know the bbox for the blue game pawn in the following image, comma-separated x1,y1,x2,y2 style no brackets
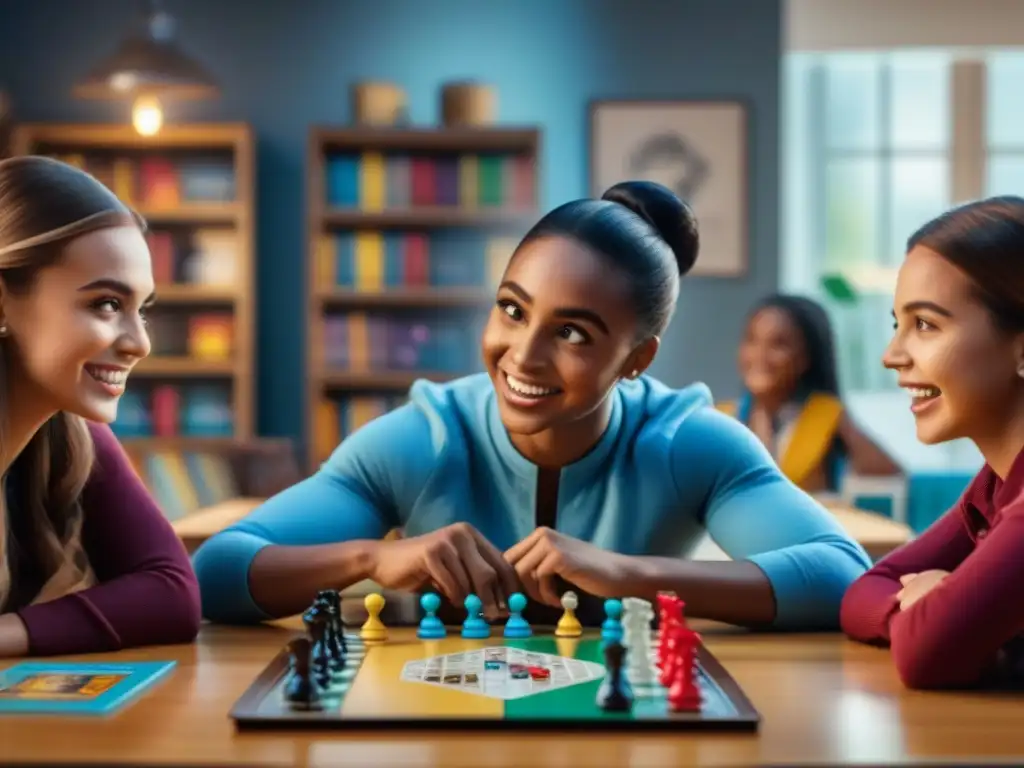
461,594,491,639
503,592,532,638
417,592,446,640
601,598,624,647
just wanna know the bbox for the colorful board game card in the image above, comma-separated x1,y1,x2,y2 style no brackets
0,661,176,715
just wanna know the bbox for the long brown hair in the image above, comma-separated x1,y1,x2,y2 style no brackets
0,155,144,611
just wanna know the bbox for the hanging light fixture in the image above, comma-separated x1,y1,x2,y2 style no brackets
73,0,218,135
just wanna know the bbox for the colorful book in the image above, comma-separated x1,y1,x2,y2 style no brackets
0,661,176,716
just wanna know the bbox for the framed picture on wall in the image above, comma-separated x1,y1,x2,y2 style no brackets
589,99,748,278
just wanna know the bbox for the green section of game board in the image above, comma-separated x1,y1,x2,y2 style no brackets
502,636,639,721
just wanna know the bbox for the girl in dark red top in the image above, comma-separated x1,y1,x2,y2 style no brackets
0,156,200,656
840,196,1024,689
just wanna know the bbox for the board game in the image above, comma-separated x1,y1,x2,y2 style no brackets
0,660,176,716
230,589,761,732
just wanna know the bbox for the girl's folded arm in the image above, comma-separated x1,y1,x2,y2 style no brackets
839,502,977,646
885,505,1024,689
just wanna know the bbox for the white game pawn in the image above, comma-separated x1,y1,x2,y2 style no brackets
621,597,655,685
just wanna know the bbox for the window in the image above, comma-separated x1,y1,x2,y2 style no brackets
783,52,953,393
986,52,1024,195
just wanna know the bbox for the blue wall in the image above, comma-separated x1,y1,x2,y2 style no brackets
0,0,782,457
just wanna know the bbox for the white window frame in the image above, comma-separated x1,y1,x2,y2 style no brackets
781,53,990,395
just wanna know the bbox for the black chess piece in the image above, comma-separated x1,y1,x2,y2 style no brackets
303,602,332,689
327,590,348,654
596,640,634,712
284,637,322,710
315,591,345,673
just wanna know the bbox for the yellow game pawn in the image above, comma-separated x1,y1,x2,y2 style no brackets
555,590,583,637
361,593,387,643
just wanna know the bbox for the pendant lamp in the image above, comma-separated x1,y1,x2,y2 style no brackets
73,0,218,135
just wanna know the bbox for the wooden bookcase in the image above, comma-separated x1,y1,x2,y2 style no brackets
306,126,541,470
11,123,256,451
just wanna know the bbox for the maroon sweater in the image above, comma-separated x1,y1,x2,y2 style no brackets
840,444,1024,689
12,422,201,655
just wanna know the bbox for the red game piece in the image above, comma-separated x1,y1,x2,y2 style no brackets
527,666,550,680
658,624,682,687
667,627,701,712
657,594,686,672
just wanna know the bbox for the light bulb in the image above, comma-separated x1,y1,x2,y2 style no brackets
132,95,163,136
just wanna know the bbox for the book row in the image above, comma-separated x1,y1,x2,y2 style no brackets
323,312,485,373
148,229,239,287
48,153,236,207
313,395,407,464
112,383,234,439
146,313,234,360
315,231,515,290
325,151,534,209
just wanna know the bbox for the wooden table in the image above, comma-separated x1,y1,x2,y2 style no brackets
1,622,1021,767
821,500,913,559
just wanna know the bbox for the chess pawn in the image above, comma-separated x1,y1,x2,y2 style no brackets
360,592,387,643
314,594,345,673
596,640,634,712
667,630,701,712
555,591,583,638
284,637,323,710
659,625,681,687
303,602,332,688
322,590,348,655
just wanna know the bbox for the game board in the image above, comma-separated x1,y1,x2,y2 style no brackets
0,660,176,716
230,630,760,731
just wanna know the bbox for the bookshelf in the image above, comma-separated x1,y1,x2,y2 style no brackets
11,123,256,452
307,126,541,470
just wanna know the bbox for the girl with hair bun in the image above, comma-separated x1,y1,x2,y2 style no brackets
197,180,870,632
0,155,200,657
842,196,1024,689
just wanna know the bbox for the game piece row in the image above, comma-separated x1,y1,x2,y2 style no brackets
353,585,701,715
359,588,585,642
597,593,702,714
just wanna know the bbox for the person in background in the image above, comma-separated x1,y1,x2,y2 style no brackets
718,294,901,493
194,180,871,632
0,156,201,657
841,197,1024,689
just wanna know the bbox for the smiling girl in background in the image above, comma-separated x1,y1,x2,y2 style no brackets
195,180,870,631
719,294,900,493
0,156,200,656
841,196,1024,689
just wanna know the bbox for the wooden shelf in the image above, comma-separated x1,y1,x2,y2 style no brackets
322,371,458,390
314,127,539,153
11,122,250,150
317,287,492,308
306,125,541,471
155,284,237,305
12,123,257,449
323,207,533,229
136,202,241,224
134,357,236,377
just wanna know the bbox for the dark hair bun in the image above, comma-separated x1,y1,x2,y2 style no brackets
602,180,699,276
